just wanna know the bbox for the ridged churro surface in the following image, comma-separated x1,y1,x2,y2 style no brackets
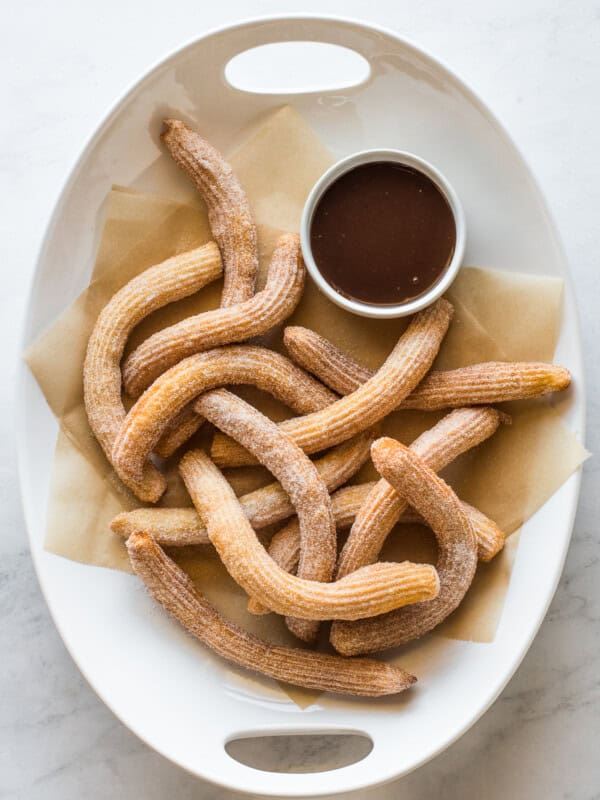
159,119,262,451
161,119,258,307
210,299,453,467
179,448,439,620
83,242,221,502
128,532,416,696
123,233,304,396
111,432,373,547
262,485,504,587
331,439,478,656
113,468,504,567
284,326,571,409
194,389,333,640
335,408,503,581
194,390,337,628
247,474,505,616
113,346,337,488
154,404,205,459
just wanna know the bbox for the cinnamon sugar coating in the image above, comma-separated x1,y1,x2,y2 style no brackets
113,346,337,489
331,439,479,656
111,432,373,547
179,445,439,621
161,119,258,307
128,532,417,696
210,299,453,467
123,233,305,396
284,325,571,410
83,242,221,502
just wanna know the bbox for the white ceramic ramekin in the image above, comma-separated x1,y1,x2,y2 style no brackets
300,149,466,318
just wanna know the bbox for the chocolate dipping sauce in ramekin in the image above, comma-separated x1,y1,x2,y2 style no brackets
300,151,465,319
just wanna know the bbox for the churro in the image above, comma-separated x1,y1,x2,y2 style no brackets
179,447,439,620
83,242,221,502
247,478,505,616
335,407,504,581
284,325,571,409
128,532,416,696
111,432,373,547
252,495,503,611
154,405,204,459
210,299,454,467
114,507,206,547
123,233,304,396
192,387,326,641
161,119,258,307
158,120,262,452
331,439,478,656
113,346,337,488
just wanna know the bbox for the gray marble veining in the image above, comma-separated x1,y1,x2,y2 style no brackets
1,1,599,798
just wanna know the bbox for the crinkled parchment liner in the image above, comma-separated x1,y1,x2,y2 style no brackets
25,107,588,708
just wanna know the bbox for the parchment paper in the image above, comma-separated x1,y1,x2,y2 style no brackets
25,107,588,692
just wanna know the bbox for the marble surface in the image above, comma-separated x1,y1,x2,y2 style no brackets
1,1,599,798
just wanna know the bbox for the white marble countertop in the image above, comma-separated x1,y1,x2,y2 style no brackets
1,2,598,798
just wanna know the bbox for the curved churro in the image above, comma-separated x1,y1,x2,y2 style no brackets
161,119,258,307
250,493,504,614
154,405,205,459
331,439,478,656
284,326,571,410
335,407,504,582
83,242,222,502
258,498,502,584
113,457,504,566
210,299,454,467
111,432,374,547
158,120,261,452
128,532,416,697
246,459,505,617
113,346,337,488
161,119,259,458
123,233,304,397
179,447,439,621
192,388,327,642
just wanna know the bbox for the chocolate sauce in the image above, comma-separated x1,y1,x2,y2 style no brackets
310,162,456,305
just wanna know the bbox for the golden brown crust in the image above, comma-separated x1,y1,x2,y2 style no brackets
159,119,262,452
283,325,372,394
210,299,454,467
179,447,439,621
113,471,504,567
113,507,206,547
154,404,205,459
111,432,373,547
283,326,571,409
83,242,222,502
161,119,258,307
127,531,417,696
335,408,503,582
246,501,503,614
112,465,504,567
112,346,337,488
190,390,337,631
330,439,478,656
122,233,305,397
434,501,504,563
192,389,342,641
250,490,504,616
